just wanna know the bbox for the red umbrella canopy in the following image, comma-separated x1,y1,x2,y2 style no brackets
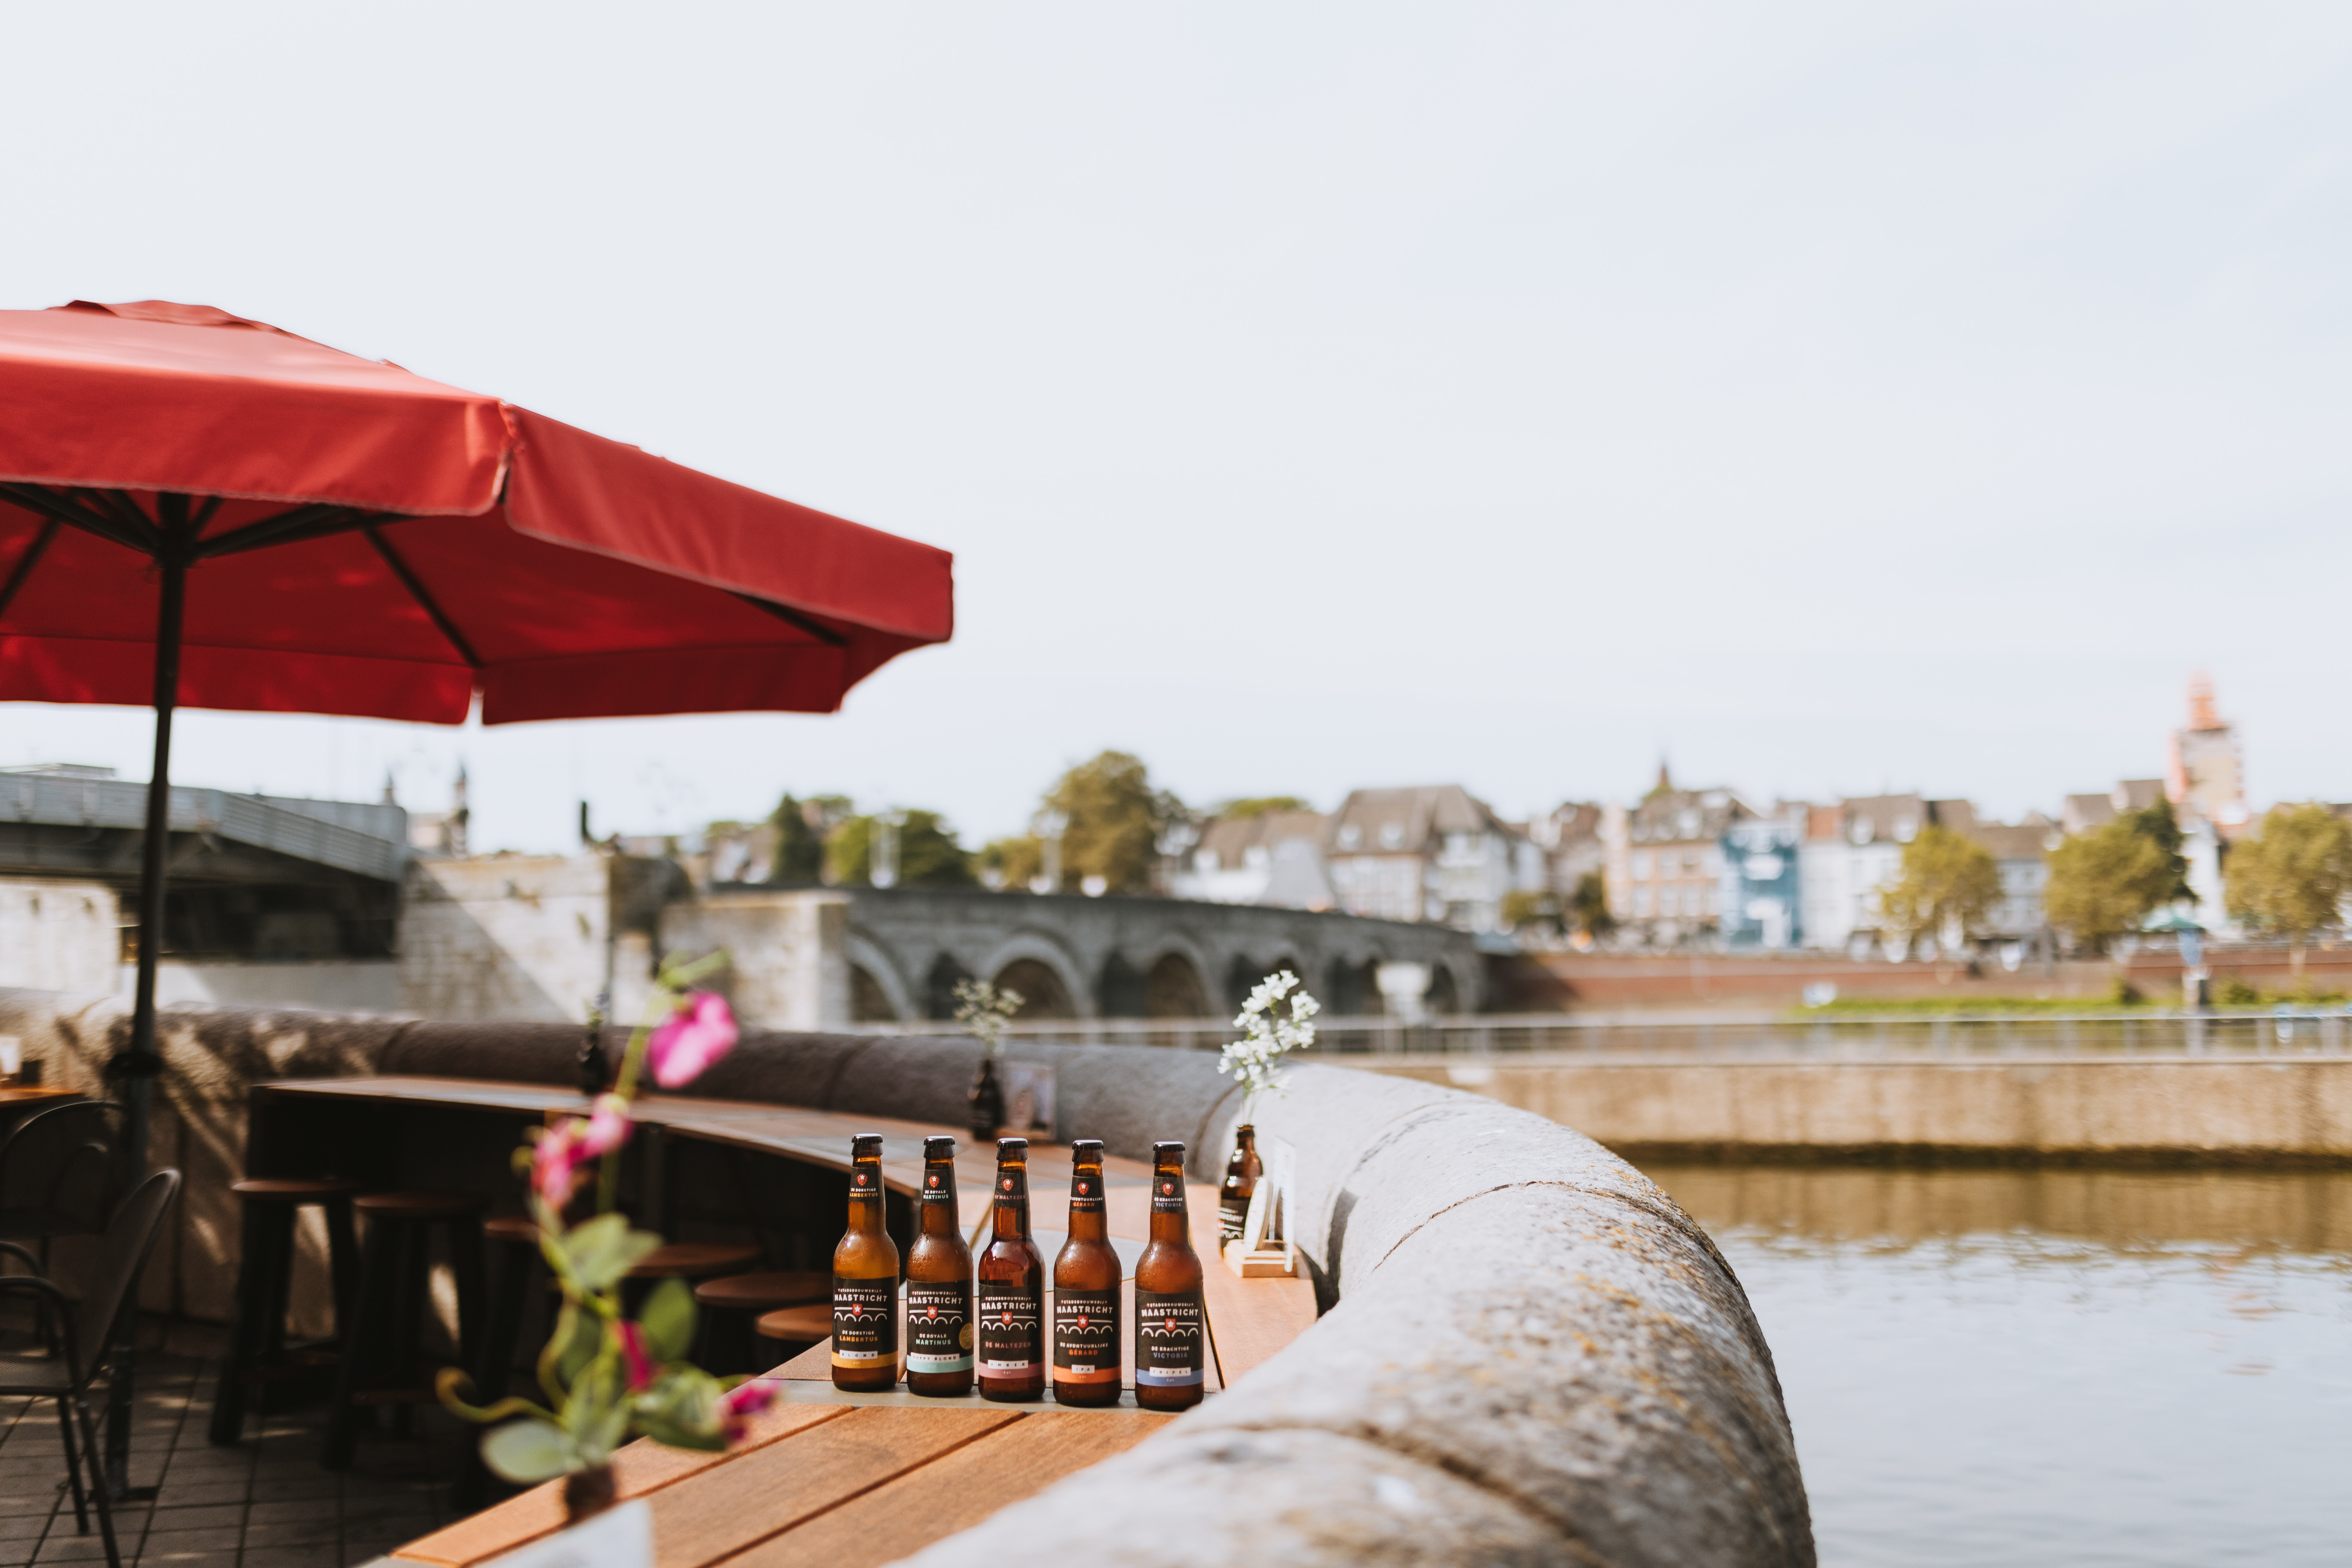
0,300,953,724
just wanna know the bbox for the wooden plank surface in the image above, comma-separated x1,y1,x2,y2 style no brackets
720,1411,1171,1568
395,1404,847,1567
638,1406,1017,1568
1188,1203,1319,1385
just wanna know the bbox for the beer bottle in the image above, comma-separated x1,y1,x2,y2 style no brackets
1218,1124,1262,1246
1051,1138,1122,1407
1134,1140,1207,1410
975,1136,1045,1402
904,1135,974,1397
831,1133,900,1391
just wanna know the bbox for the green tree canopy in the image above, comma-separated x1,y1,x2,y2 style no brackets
1216,796,1312,820
766,793,849,884
824,809,975,888
1879,825,2001,944
2122,796,2195,906
2045,819,2175,952
1567,870,1615,938
2226,803,2352,971
979,835,1044,891
1042,751,1184,894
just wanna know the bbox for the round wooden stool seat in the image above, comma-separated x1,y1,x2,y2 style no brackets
485,1215,539,1245
230,1178,361,1202
694,1271,828,1311
754,1304,834,1342
626,1240,761,1280
355,1190,489,1221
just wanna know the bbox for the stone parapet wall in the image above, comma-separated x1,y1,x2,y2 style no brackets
1368,1055,2352,1161
0,988,1812,1566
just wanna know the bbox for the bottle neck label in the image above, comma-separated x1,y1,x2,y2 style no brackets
1053,1287,1120,1380
1135,1288,1205,1384
919,1166,956,1209
994,1166,1029,1217
977,1279,1041,1372
906,1280,973,1373
1151,1171,1186,1215
1068,1169,1104,1214
831,1277,897,1366
850,1164,883,1206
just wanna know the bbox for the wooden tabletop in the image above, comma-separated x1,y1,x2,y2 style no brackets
0,1085,78,1106
303,1076,1321,1568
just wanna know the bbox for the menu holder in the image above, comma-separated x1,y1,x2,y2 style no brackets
1222,1136,1295,1278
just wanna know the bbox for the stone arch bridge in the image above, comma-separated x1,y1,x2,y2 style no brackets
675,885,1485,1026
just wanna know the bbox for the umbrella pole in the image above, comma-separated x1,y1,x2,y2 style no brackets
106,535,184,1501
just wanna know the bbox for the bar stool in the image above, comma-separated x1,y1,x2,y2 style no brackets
208,1178,359,1445
692,1271,826,1375
754,1303,835,1364
621,1239,761,1317
474,1215,545,1406
322,1190,487,1470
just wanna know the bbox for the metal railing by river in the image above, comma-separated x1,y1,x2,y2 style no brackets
846,1010,2352,1061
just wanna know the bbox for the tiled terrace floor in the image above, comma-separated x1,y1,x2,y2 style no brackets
0,1350,484,1568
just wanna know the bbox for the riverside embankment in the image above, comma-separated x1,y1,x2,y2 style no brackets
1366,1054,2352,1163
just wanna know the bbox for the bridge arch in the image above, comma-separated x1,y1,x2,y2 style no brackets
845,932,915,1022
980,930,1091,1020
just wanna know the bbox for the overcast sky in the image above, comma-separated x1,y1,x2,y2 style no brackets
5,5,2349,851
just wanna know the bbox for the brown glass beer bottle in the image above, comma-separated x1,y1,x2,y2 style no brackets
1134,1139,1207,1410
831,1133,900,1391
976,1136,1045,1402
1051,1138,1122,1406
904,1135,974,1397
1218,1123,1262,1246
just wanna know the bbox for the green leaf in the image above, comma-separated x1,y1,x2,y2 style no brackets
558,1213,663,1294
481,1418,573,1484
550,1302,603,1392
639,1278,696,1363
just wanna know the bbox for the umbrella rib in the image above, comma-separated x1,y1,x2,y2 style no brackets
363,525,481,669
195,503,385,560
98,490,166,554
729,591,849,648
0,484,154,556
0,519,61,621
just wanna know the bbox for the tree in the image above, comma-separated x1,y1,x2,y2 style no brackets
766,793,848,884
2123,796,2196,906
2226,803,2352,975
823,809,975,888
1567,871,1616,939
2045,820,2175,953
1500,890,1562,935
1216,796,1312,820
1042,751,1184,894
1878,826,2000,953
979,835,1043,891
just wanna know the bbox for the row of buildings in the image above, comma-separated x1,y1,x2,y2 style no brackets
1167,680,2258,953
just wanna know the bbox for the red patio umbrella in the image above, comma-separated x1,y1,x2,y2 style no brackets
0,299,954,1482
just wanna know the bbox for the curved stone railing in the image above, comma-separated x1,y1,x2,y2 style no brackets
0,987,1813,1565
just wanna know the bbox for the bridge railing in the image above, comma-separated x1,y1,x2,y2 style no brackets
843,1010,2352,1060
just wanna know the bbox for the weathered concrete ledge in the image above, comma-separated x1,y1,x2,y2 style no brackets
1365,1054,2352,1165
0,989,1814,1565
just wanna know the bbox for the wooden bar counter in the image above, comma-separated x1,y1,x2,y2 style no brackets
252,1077,1315,1568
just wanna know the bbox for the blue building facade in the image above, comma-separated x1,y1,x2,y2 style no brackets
1719,814,1803,950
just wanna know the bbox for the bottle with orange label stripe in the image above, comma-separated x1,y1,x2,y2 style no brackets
1051,1139,1121,1406
830,1133,900,1391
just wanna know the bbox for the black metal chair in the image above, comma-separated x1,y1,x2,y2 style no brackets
0,1101,127,1268
0,1170,182,1568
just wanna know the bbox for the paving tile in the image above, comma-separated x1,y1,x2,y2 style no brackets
146,1484,243,1510
241,1547,341,1568
0,1519,49,1543
141,1507,240,1534
0,1500,54,1522
244,1520,340,1549
138,1556,233,1568
248,1477,337,1504
30,1533,117,1562
133,1525,240,1558
245,1501,337,1526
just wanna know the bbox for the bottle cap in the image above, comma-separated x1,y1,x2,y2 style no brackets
851,1133,884,1158
1072,1138,1104,1158
922,1135,956,1160
1152,1140,1185,1162
996,1136,1029,1158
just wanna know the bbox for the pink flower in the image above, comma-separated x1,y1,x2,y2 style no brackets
530,1094,635,1211
615,1321,657,1391
719,1376,778,1443
649,992,738,1089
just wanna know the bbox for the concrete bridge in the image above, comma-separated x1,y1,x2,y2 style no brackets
693,884,1486,1026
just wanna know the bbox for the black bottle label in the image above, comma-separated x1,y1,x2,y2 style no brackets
977,1281,1042,1373
831,1276,896,1367
1135,1288,1205,1387
1052,1287,1121,1377
905,1280,973,1373
919,1165,956,1210
1151,1172,1186,1215
850,1163,883,1204
1219,1191,1251,1243
994,1166,1029,1219
1068,1170,1105,1214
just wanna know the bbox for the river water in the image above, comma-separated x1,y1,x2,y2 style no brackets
1639,1164,2352,1567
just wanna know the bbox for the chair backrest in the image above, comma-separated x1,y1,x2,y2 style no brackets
0,1102,126,1232
68,1169,180,1388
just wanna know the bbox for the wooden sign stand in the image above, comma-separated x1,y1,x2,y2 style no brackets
1223,1136,1296,1278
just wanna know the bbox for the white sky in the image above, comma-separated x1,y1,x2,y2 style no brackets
4,4,2350,850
